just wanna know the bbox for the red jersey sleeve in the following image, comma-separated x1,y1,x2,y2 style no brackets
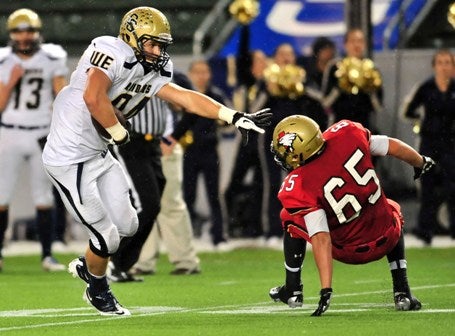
278,171,321,216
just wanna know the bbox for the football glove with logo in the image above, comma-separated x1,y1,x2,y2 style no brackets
413,155,435,180
232,108,272,145
311,288,332,316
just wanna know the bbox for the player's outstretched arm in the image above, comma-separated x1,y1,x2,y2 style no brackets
387,137,435,179
156,82,272,145
310,231,333,316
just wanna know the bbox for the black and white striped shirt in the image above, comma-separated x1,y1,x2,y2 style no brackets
129,96,172,137
129,71,193,138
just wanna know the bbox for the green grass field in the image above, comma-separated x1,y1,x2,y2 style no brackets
0,247,454,336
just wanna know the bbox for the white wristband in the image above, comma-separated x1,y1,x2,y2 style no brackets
218,106,237,124
106,122,127,141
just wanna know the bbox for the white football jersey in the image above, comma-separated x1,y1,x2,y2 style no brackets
43,36,173,166
0,43,68,126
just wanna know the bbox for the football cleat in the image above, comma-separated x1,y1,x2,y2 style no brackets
269,284,303,308
130,267,155,276
68,256,90,283
107,262,143,283
394,293,422,311
42,256,66,272
170,267,201,275
84,286,131,316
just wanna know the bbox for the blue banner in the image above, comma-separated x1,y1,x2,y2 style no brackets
218,0,427,57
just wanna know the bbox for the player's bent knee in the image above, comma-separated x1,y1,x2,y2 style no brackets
89,225,121,256
116,211,139,238
125,215,139,238
106,227,121,254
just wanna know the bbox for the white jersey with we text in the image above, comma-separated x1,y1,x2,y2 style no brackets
0,43,68,127
43,35,173,166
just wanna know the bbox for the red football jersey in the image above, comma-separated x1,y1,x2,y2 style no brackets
278,120,394,249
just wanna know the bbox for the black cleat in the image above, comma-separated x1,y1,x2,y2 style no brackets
394,293,422,311
84,286,130,316
269,284,303,308
170,268,201,275
107,262,143,283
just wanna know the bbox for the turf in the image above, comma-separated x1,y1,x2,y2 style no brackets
0,248,454,335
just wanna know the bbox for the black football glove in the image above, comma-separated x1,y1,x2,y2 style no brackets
232,108,272,146
311,288,332,317
413,155,435,180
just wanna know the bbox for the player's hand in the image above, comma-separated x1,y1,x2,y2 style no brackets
413,155,435,180
311,288,332,317
232,108,272,146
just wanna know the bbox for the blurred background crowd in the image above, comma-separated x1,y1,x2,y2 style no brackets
1,0,454,257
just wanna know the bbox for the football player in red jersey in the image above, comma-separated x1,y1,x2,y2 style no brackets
269,115,435,316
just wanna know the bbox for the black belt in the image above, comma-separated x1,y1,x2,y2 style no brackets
130,131,162,142
0,122,48,130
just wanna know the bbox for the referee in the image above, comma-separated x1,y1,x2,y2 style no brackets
108,93,169,282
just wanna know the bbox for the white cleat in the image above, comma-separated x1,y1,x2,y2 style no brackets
42,256,66,272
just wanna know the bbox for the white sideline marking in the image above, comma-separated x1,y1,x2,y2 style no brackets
0,283,454,332
0,306,184,318
353,279,383,284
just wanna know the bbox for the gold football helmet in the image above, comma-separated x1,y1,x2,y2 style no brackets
271,115,325,171
7,8,42,54
119,7,173,71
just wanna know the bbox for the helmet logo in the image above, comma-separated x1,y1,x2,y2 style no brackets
126,13,138,32
278,131,297,152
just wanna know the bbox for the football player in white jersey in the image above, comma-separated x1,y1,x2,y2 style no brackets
42,6,271,316
0,9,68,272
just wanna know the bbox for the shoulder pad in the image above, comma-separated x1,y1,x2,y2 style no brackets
160,58,173,78
92,36,130,57
41,43,67,59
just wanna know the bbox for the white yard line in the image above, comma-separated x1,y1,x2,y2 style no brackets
0,283,454,332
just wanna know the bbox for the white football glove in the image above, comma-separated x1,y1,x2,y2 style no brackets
232,108,272,145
